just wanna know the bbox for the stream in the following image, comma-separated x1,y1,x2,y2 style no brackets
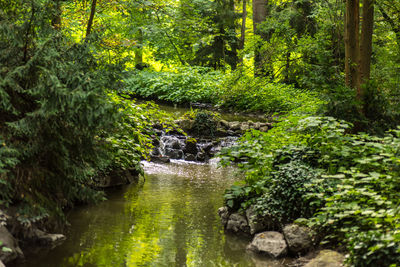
16,160,293,267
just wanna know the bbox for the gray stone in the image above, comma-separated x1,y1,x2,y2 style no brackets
217,206,230,227
164,148,183,159
219,120,230,129
196,152,206,162
32,229,66,247
150,155,170,163
184,153,196,161
304,250,344,267
283,224,314,254
247,231,288,258
161,136,183,150
245,206,276,235
259,126,269,132
229,121,241,131
0,226,23,263
96,169,138,188
240,122,250,131
177,119,194,131
226,213,249,233
253,122,261,130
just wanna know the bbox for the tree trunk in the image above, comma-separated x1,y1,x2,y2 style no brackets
135,29,144,66
85,0,97,38
252,0,268,76
239,0,247,51
344,0,360,93
358,0,374,87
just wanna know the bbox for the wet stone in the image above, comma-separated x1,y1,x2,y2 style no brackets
247,231,288,258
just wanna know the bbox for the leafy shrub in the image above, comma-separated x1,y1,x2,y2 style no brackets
254,161,322,224
123,66,224,104
218,70,318,113
220,114,400,266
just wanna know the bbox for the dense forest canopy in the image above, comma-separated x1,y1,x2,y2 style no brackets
1,0,400,266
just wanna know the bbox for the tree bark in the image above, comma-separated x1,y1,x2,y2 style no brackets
239,0,247,51
252,0,268,76
85,0,97,38
358,0,374,87
344,0,360,92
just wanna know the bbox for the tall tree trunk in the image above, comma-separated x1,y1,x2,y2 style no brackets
239,0,247,56
358,0,374,87
134,29,144,66
252,0,268,76
85,0,97,38
344,0,360,92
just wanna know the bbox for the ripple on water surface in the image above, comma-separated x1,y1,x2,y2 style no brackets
13,160,292,267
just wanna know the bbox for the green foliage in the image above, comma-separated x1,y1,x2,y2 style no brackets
106,96,179,174
254,161,322,225
123,67,223,104
218,70,318,113
220,115,400,266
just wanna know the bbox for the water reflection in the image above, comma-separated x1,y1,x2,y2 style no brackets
15,160,290,267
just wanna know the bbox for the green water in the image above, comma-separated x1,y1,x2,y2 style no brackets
16,161,291,267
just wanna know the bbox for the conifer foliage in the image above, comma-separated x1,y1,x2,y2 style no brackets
0,0,121,224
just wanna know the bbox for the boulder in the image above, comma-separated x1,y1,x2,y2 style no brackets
183,139,198,155
229,121,241,131
184,153,196,161
217,206,230,227
31,229,66,247
161,136,183,150
95,169,138,188
219,120,230,129
177,119,194,131
0,226,23,263
247,231,288,258
283,224,314,254
196,152,206,162
226,213,249,234
304,250,344,267
245,206,276,235
240,122,250,131
150,155,170,163
164,148,183,159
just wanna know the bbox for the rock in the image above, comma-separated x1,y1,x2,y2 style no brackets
245,206,276,235
31,229,66,247
0,260,5,267
218,207,230,227
253,122,261,130
229,121,241,131
0,226,23,263
226,213,249,234
95,169,138,188
247,231,288,258
161,136,183,150
283,224,313,254
184,153,196,161
150,155,170,163
219,120,230,129
164,148,183,159
240,122,250,131
304,250,344,267
259,126,269,132
183,139,198,155
177,119,194,131
196,152,206,162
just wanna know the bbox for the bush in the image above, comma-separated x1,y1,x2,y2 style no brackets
218,71,318,113
122,66,224,104
220,115,400,266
